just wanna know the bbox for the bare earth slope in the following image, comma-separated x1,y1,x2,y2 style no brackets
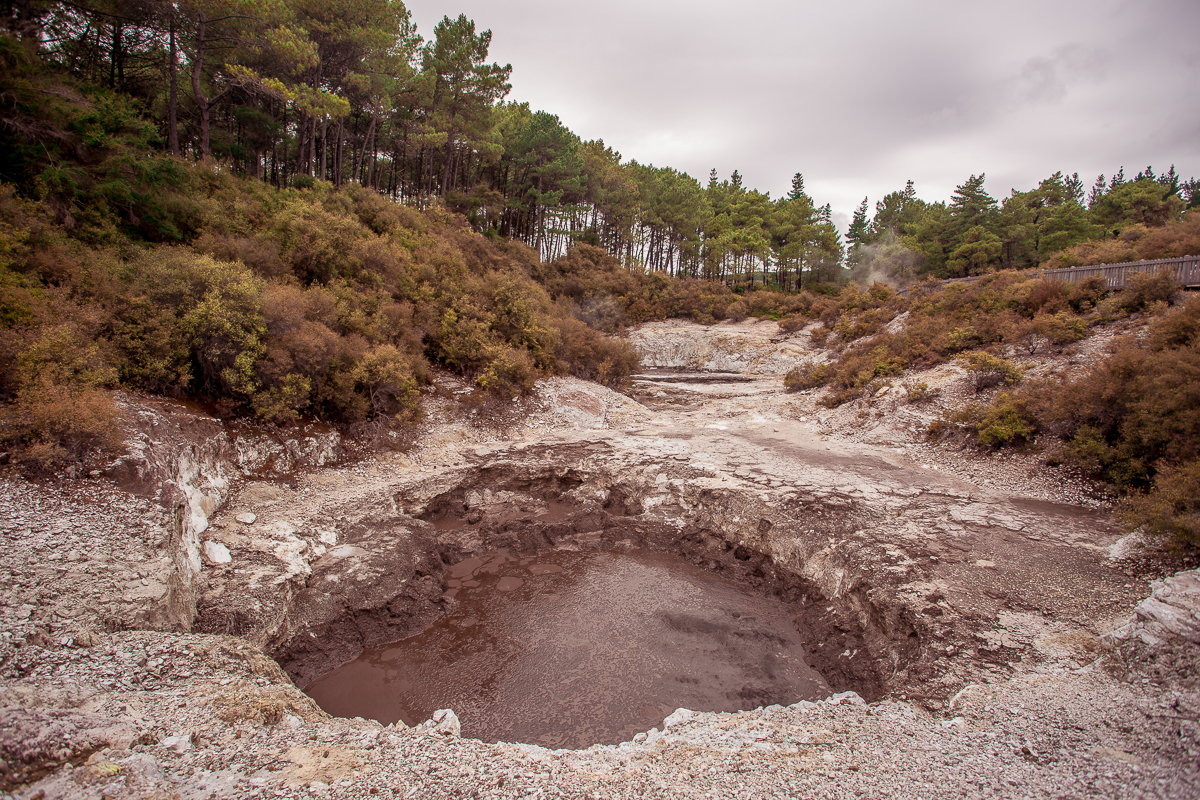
0,318,1197,799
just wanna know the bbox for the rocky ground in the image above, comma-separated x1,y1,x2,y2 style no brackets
1,316,1198,799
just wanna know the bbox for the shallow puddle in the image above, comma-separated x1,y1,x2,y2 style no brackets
304,548,829,749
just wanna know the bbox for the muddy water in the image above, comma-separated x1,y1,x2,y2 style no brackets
305,547,830,749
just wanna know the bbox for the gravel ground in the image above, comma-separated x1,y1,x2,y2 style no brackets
3,637,1196,799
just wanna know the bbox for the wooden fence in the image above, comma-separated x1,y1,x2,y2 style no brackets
1035,255,1200,289
900,255,1200,294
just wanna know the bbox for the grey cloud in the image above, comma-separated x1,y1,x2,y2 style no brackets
407,0,1200,229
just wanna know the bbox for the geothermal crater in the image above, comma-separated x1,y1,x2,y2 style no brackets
272,469,897,746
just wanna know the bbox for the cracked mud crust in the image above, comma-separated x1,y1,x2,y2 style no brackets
1,317,1197,799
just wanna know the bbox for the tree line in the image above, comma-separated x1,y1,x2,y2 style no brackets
3,1,1197,291
0,0,846,288
848,167,1200,282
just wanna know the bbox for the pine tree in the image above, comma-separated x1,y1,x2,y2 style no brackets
845,196,870,274
788,172,805,201
1065,173,1084,205
948,174,997,235
1159,165,1180,196
1108,167,1125,191
847,197,870,247
1182,178,1200,209
730,169,743,190
1089,174,1106,207
870,181,924,239
947,174,1000,272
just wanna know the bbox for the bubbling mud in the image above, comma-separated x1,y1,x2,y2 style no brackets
304,547,830,749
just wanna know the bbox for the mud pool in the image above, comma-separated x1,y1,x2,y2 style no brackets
304,547,830,749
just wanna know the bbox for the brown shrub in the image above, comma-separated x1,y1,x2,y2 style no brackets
573,295,629,333
1046,209,1200,268
554,317,640,389
1033,312,1087,347
1067,276,1109,311
476,345,538,398
0,324,120,469
271,200,370,284
777,314,807,333
783,361,833,392
1114,270,1181,313
1146,295,1200,351
1009,312,1200,503
351,344,423,422
958,351,1024,392
1019,278,1069,316
1118,459,1200,556
193,232,288,278
807,324,830,348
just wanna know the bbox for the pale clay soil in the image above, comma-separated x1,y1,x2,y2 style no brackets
0,313,1198,799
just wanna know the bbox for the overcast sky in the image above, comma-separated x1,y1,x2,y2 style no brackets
406,0,1200,232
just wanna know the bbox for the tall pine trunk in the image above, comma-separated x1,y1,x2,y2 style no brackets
167,17,179,156
191,12,212,162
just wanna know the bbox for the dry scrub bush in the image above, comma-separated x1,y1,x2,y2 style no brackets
741,288,818,320
786,338,908,407
553,317,640,389
193,232,288,278
903,381,938,404
351,345,423,422
958,351,1024,392
948,393,1037,448
807,324,830,348
117,248,266,399
271,200,370,284
573,295,629,333
343,184,427,237
0,196,124,468
0,324,120,470
1067,276,1109,312
777,314,807,333
1119,460,1200,557
475,345,538,398
804,270,1105,409
1113,271,1181,314
1032,312,1086,350
1016,278,1069,316
783,361,833,392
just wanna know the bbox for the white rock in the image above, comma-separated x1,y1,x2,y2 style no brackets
662,708,695,729
828,691,866,706
160,734,193,753
422,708,461,737
203,540,231,565
236,512,257,525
